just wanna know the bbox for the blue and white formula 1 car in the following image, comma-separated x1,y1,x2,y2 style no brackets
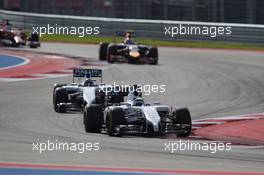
53,68,126,113
83,86,192,137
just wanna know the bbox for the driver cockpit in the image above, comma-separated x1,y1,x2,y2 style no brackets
127,89,144,106
123,32,135,45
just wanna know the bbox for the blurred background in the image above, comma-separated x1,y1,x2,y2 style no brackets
0,0,263,24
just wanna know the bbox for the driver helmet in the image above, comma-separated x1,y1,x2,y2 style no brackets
83,78,94,87
124,32,134,45
132,97,145,106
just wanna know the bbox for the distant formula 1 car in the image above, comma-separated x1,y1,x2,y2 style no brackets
0,27,26,47
28,33,41,48
0,19,40,48
98,31,158,65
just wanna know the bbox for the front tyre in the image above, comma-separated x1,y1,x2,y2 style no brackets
106,108,126,136
148,47,158,65
107,45,117,63
53,87,68,113
99,42,109,61
173,108,192,137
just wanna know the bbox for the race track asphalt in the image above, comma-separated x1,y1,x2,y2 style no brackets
0,43,264,173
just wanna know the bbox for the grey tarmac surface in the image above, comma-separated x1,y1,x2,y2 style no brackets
0,43,264,172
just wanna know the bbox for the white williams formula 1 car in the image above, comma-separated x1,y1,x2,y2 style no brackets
53,68,103,113
53,68,125,113
84,86,192,137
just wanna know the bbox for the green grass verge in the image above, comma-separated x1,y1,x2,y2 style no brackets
40,34,264,51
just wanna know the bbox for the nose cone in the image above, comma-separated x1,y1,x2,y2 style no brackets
129,51,140,58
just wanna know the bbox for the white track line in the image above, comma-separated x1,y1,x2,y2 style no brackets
193,113,264,122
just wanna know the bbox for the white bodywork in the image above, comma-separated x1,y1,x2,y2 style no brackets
107,91,168,132
141,106,160,132
83,87,97,106
62,84,98,106
108,104,162,132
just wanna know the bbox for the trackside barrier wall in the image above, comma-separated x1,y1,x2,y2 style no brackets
0,9,264,44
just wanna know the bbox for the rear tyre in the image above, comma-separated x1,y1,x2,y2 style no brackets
106,108,126,136
83,104,103,133
99,42,109,61
149,47,158,65
53,83,66,90
53,87,68,113
173,108,192,137
12,40,20,47
29,45,36,48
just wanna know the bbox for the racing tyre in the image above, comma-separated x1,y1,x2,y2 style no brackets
83,104,103,133
53,83,66,89
29,43,38,48
29,45,37,48
107,45,118,63
106,108,126,136
11,39,20,47
99,42,109,61
53,87,68,113
149,47,158,65
173,108,192,137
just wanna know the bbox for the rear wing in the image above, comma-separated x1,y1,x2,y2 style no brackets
73,68,102,82
115,31,136,37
